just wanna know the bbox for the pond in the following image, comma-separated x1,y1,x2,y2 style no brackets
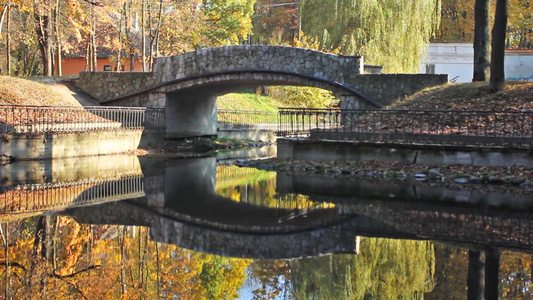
0,153,531,299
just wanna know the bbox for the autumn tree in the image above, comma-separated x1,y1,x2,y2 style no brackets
298,0,441,73
437,0,477,41
201,0,255,47
32,0,53,76
507,0,533,48
0,1,43,75
252,0,299,45
438,0,531,49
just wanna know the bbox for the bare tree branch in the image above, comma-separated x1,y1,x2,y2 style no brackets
81,0,103,7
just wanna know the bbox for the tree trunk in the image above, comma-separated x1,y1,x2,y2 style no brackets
1,223,10,300
124,0,135,72
53,0,61,75
156,242,161,298
117,3,124,71
52,217,59,271
473,0,490,81
92,33,97,71
484,248,500,300
120,226,127,296
148,0,163,71
33,2,53,76
141,0,146,72
5,3,11,76
91,5,97,72
489,0,508,92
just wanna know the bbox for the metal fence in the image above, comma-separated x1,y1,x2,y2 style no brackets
144,107,166,130
279,108,533,148
218,109,278,131
0,105,146,134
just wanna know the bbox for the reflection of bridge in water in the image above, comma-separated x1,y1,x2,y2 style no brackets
2,156,532,259
280,173,533,253
63,158,533,259
0,155,145,220
0,176,145,216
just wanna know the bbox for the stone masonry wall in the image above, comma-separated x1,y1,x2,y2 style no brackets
152,45,363,85
76,45,446,107
76,45,363,102
348,74,448,107
77,71,154,102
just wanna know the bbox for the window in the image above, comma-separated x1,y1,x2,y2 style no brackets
103,65,112,71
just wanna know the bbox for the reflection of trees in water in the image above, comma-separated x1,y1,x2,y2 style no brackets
425,244,468,299
216,166,334,210
0,216,250,299
249,238,435,299
427,244,533,299
289,238,436,299
500,251,533,299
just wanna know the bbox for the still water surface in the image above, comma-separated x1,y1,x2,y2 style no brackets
0,154,531,299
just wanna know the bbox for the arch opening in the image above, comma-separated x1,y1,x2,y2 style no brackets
162,70,378,139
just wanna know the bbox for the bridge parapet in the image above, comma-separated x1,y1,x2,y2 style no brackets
78,71,154,102
77,45,364,103
152,45,363,84
77,45,446,108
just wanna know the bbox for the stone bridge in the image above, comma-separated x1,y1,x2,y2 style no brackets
76,45,447,138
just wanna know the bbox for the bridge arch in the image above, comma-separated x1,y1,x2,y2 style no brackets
105,69,380,138
77,45,448,138
149,70,380,138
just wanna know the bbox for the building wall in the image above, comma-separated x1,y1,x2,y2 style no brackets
421,42,533,82
505,51,533,81
61,58,144,76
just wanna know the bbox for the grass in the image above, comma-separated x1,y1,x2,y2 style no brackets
217,92,283,111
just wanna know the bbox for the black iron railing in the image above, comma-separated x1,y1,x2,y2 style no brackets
0,105,146,134
279,108,533,148
218,109,278,130
144,107,166,130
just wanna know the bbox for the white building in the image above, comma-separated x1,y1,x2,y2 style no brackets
422,42,533,82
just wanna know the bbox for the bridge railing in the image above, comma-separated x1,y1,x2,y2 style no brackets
218,109,278,131
0,105,146,134
279,108,533,148
144,107,166,130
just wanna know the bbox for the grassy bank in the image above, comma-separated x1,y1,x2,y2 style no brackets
217,93,282,111
392,81,533,111
0,76,83,106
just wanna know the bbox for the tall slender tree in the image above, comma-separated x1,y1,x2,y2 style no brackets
473,0,490,81
33,0,53,76
490,0,508,91
5,2,11,76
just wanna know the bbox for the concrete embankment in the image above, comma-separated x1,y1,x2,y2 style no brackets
278,138,533,168
0,130,142,160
